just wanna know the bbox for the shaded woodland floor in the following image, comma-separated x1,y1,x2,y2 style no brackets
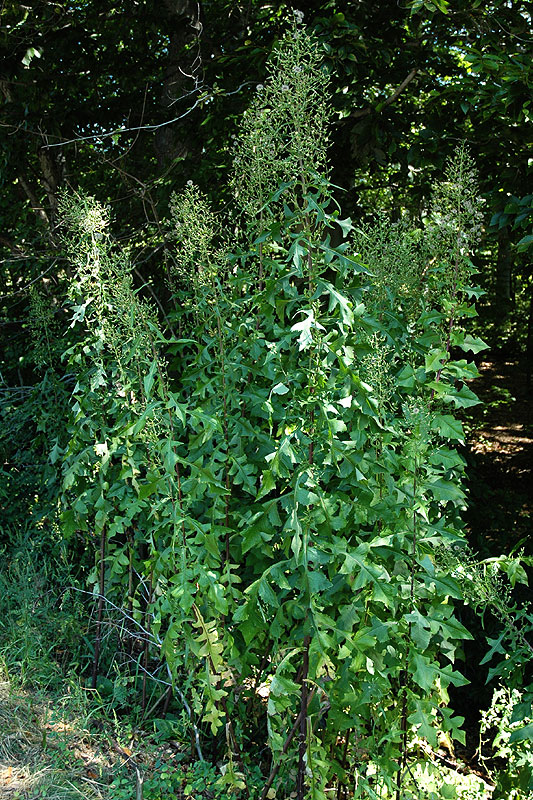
465,357,533,556
0,679,111,800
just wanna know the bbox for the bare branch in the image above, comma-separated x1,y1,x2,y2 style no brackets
42,82,254,149
351,68,418,119
68,586,204,760
17,173,49,223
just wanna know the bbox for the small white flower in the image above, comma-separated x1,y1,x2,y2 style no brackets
281,84,289,92
187,180,193,186
294,9,304,23
257,83,264,91
293,65,302,74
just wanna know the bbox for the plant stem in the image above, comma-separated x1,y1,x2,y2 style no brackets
147,336,187,547
296,635,310,800
141,571,153,712
91,524,106,690
126,527,135,657
216,311,231,564
396,456,419,800
336,729,351,800
259,685,317,800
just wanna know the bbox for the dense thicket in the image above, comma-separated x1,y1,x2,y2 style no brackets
1,3,532,798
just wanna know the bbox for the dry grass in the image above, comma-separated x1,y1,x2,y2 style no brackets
0,679,114,800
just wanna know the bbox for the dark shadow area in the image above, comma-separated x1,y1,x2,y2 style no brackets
465,357,533,557
450,356,533,772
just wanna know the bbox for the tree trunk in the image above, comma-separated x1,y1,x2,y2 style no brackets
17,173,49,225
526,285,533,389
154,0,201,167
495,228,512,306
38,146,64,221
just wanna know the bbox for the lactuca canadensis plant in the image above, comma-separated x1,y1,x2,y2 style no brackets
58,17,486,800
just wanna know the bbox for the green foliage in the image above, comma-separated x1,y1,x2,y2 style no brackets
0,324,69,535
109,758,235,800
437,544,533,796
232,15,330,227
1,6,532,798
481,686,533,799
0,528,87,690
51,26,491,798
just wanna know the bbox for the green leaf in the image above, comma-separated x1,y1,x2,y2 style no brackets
405,610,431,650
22,47,42,66
287,238,307,268
341,552,391,604
61,508,84,537
163,444,179,474
454,333,489,354
336,217,353,237
138,480,159,500
447,384,481,409
431,414,464,441
49,440,63,464
429,448,465,470
307,571,333,593
441,784,457,799
511,700,533,724
397,364,416,388
241,526,266,554
211,582,229,615
269,674,300,697
412,653,436,691
166,395,187,425
412,654,468,691
257,469,276,500
258,578,279,607
509,723,533,744
425,349,448,373
291,309,324,351
517,234,533,251
428,478,465,503
143,359,158,399
322,281,354,326
408,705,438,747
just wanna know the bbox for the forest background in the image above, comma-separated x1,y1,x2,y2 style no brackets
0,1,532,799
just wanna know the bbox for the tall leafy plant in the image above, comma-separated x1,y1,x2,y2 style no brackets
58,17,486,798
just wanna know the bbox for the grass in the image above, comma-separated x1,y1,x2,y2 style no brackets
0,533,228,800
0,673,112,800
0,667,236,800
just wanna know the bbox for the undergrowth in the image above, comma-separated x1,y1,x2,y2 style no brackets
0,536,528,798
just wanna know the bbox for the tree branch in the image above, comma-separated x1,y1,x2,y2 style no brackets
17,173,49,224
351,68,418,119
